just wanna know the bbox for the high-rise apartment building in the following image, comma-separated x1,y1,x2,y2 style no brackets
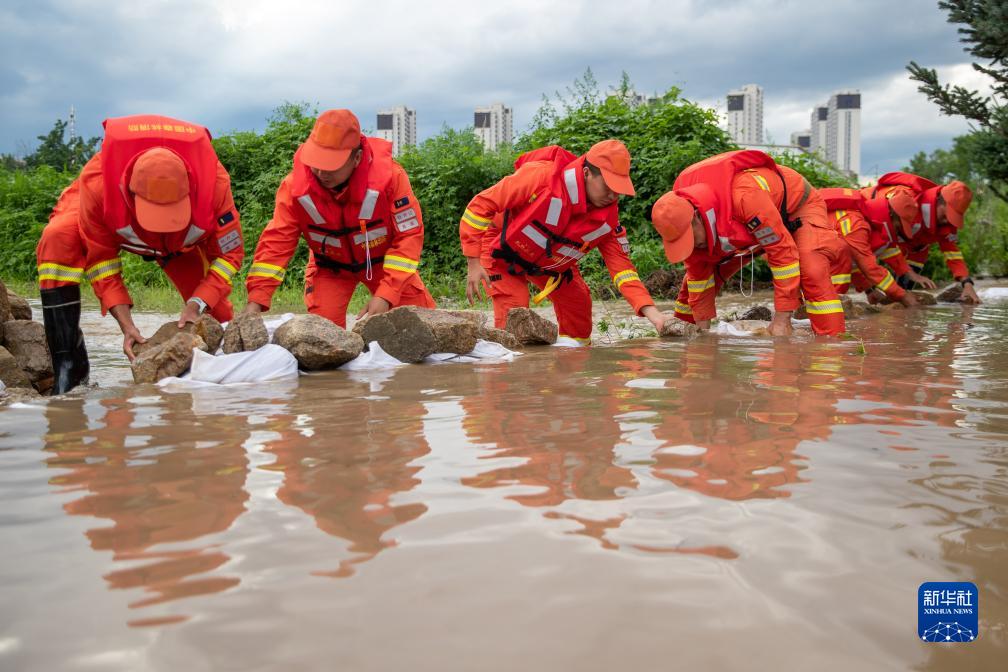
375,106,416,157
473,103,513,151
790,130,812,150
826,91,861,176
809,104,829,157
725,84,764,145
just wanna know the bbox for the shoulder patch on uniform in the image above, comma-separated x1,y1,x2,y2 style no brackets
217,229,241,253
396,217,420,233
218,211,235,226
746,216,761,232
393,196,409,209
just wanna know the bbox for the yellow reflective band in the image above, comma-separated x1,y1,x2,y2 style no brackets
38,262,86,283
805,299,845,315
687,276,715,293
462,210,491,231
770,262,800,280
750,173,771,192
209,258,238,285
834,209,847,220
558,333,591,345
876,271,895,291
851,266,864,275
878,247,901,260
839,218,852,236
613,269,640,289
84,258,123,283
674,300,692,315
383,254,419,274
831,274,851,285
248,262,286,281
943,251,964,260
908,260,925,269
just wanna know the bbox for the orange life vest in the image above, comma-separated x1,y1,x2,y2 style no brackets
289,136,398,274
490,146,619,276
100,115,220,258
820,187,898,256
873,172,941,236
672,150,802,260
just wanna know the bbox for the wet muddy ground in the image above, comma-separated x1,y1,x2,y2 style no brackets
1,288,1006,670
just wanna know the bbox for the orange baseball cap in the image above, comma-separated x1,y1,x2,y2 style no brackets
886,189,918,237
301,109,361,171
940,180,973,228
585,139,635,196
128,148,191,233
651,191,696,263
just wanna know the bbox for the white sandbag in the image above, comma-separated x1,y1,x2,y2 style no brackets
157,344,298,388
340,342,406,370
263,313,296,340
713,321,758,336
424,339,520,364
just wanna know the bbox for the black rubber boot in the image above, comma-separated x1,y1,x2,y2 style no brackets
40,285,90,394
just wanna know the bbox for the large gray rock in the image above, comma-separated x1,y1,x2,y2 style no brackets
131,333,206,384
133,314,223,358
911,290,938,306
2,320,52,391
222,313,269,353
0,346,32,389
6,290,30,321
477,325,521,350
0,279,10,323
353,307,479,362
936,283,963,303
414,308,479,354
660,314,699,338
443,310,489,329
274,314,363,369
504,308,558,345
739,305,772,321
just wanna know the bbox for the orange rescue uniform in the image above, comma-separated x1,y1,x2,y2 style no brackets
36,144,243,322
247,136,434,327
460,148,654,341
862,181,970,281
673,161,848,335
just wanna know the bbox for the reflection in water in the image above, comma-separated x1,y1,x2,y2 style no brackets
3,298,1004,669
43,394,250,625
261,378,430,578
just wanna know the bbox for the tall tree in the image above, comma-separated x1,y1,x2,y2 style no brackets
907,0,1007,200
24,118,100,171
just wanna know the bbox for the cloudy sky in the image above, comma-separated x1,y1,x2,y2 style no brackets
0,0,993,178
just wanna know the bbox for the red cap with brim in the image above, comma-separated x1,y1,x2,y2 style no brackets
301,109,362,171
128,148,191,233
652,192,696,263
585,139,636,196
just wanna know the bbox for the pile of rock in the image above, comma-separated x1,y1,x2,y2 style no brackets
0,279,52,396
130,315,225,384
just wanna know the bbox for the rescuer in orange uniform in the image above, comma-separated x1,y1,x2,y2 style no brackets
819,187,920,307
35,115,244,393
862,173,979,303
651,150,848,336
243,109,435,327
460,140,665,342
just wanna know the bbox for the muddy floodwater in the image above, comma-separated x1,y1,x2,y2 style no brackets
1,291,1006,671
